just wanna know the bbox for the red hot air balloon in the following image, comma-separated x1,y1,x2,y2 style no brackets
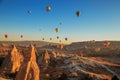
103,41,110,47
55,28,59,32
4,34,8,39
57,44,63,50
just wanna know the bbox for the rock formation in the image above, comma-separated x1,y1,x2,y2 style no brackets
15,44,40,80
0,45,23,74
43,50,50,64
51,51,57,59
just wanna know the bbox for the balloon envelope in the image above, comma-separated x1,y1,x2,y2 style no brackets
55,28,59,32
103,41,110,47
21,35,23,38
65,37,68,41
28,10,31,14
46,6,51,12
57,36,59,39
57,44,63,50
76,11,80,16
4,34,8,39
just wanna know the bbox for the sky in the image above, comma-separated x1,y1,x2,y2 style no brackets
0,0,120,43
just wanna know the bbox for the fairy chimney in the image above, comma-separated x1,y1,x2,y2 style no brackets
51,51,57,59
44,50,50,60
43,50,50,64
15,44,40,80
0,45,23,73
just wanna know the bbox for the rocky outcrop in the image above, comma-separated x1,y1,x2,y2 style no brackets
51,51,57,59
0,45,23,73
15,44,40,80
43,50,50,64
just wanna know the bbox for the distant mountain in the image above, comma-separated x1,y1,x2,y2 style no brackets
0,41,58,47
63,41,120,57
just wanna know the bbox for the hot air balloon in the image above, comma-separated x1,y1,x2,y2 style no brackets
46,6,51,12
103,41,110,47
76,11,80,17
57,36,59,39
50,38,52,40
20,35,23,38
57,44,63,50
55,28,59,32
4,34,8,39
28,10,31,15
65,37,68,41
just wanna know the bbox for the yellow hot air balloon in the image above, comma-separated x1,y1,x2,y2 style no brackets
46,6,51,12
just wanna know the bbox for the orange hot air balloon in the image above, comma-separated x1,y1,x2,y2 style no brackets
103,41,110,47
55,28,59,32
57,36,59,39
20,35,23,38
57,44,63,50
4,34,8,39
76,11,80,17
46,6,51,12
